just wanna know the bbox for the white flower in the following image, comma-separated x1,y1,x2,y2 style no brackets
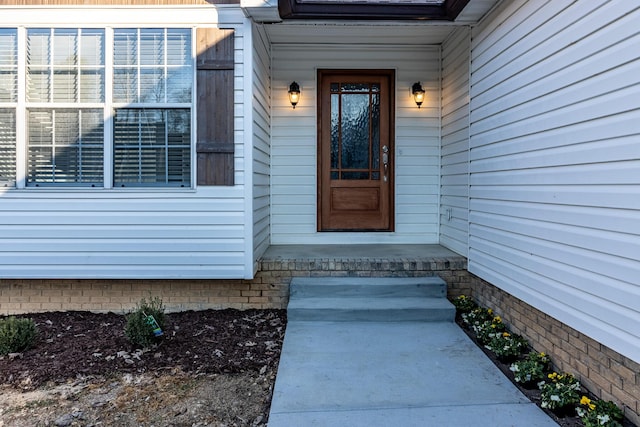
550,395,560,402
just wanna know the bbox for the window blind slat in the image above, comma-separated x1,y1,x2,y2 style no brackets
27,109,104,185
0,109,16,184
0,29,18,103
114,108,190,186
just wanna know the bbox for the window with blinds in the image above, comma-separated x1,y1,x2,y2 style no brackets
0,27,195,189
0,29,17,186
113,28,192,187
26,28,105,186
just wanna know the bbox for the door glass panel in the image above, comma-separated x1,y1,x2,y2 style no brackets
342,172,369,179
330,93,339,168
329,81,381,181
341,93,370,170
372,92,380,173
341,83,369,92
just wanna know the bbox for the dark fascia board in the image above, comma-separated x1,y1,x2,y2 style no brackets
278,0,470,21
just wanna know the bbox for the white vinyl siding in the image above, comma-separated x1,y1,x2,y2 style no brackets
469,0,640,362
271,44,440,244
251,23,271,266
0,7,250,279
440,26,470,256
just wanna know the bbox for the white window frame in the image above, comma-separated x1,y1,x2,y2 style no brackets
2,24,195,190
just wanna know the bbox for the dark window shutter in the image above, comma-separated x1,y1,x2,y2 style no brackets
196,28,234,186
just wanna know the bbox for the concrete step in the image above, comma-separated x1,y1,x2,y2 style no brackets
290,277,447,299
287,277,454,322
287,296,455,322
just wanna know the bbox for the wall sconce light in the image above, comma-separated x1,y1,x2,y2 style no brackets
412,82,425,108
288,81,300,109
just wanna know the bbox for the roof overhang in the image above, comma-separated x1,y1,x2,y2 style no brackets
278,0,469,20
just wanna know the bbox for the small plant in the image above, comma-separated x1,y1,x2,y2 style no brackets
539,372,581,414
0,316,38,356
485,331,528,362
461,306,494,327
125,296,166,348
510,351,550,387
451,295,477,314
473,315,507,345
576,396,624,427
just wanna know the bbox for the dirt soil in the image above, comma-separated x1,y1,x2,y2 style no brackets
0,309,286,427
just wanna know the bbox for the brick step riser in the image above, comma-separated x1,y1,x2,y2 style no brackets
290,277,447,299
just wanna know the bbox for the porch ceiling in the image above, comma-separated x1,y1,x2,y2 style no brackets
264,21,459,45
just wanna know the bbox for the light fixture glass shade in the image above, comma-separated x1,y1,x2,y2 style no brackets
288,81,300,109
412,82,425,108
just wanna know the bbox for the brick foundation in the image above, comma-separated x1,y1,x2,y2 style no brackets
461,272,640,426
0,278,288,314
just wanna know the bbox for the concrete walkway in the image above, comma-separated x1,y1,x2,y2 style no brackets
269,320,558,426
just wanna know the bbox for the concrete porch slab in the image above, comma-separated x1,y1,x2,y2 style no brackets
263,244,461,260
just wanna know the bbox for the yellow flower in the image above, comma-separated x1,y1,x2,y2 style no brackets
548,372,558,380
580,396,596,411
539,352,546,357
502,332,510,337
488,309,493,315
493,316,502,323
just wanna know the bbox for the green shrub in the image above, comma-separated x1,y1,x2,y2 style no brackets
124,296,166,348
0,316,38,356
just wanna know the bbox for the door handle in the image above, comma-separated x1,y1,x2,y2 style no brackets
382,145,389,182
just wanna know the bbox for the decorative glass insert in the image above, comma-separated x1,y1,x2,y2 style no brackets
330,82,381,180
113,108,191,186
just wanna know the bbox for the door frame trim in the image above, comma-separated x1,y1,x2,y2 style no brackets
316,69,396,232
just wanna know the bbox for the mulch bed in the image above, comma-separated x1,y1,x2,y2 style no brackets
0,309,286,390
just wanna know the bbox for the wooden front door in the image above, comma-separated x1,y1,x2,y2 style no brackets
318,70,394,231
